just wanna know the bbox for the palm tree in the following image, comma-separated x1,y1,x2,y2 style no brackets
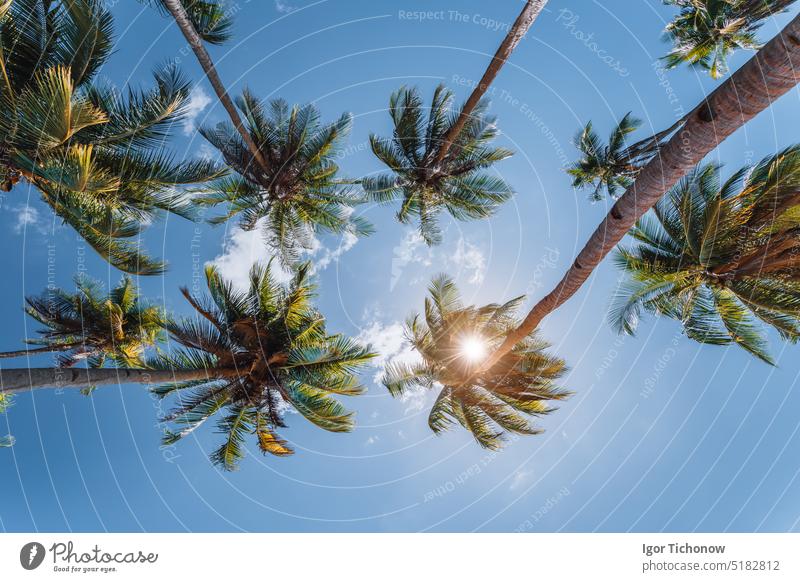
0,0,220,274
478,12,800,373
0,266,375,468
568,113,648,200
0,276,165,368
363,85,513,245
139,0,233,45
382,275,569,450
197,92,372,264
610,147,800,364
569,112,695,200
147,0,271,175
432,0,547,166
151,262,375,469
662,0,795,78
361,1,545,242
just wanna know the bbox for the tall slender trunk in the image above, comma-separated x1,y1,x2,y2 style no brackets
0,343,80,359
432,0,547,167
480,13,800,372
0,367,232,395
161,0,270,175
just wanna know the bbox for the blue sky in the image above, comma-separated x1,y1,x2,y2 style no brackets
1,0,800,532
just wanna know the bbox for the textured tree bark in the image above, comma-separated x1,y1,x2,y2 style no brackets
0,343,80,359
0,367,229,394
481,13,800,372
161,0,270,175
433,0,547,167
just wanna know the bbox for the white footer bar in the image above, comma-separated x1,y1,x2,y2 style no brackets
1,533,798,581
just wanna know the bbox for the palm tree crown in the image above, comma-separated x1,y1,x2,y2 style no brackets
137,0,232,44
662,0,795,78
382,275,570,450
611,145,800,364
568,113,660,201
0,0,221,274
197,91,372,265
1,276,166,368
363,85,514,245
152,262,375,470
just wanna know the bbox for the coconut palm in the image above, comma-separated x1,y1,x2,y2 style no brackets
147,0,271,176
432,0,547,166
0,266,375,468
0,0,220,274
151,262,375,469
0,276,165,368
361,0,546,240
568,114,650,200
662,0,795,78
568,113,693,200
138,0,232,45
363,85,513,245
477,13,800,373
610,147,800,364
197,92,371,265
382,275,569,450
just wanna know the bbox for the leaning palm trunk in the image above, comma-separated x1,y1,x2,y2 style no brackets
0,367,232,394
481,12,800,372
433,0,547,166
160,0,270,174
0,343,81,359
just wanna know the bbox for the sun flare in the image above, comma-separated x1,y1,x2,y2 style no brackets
459,335,488,362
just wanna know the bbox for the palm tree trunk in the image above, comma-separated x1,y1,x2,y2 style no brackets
161,0,270,175
432,0,547,167
0,342,84,359
480,13,800,372
0,367,231,394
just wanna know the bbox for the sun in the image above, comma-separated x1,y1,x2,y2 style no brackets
459,335,488,362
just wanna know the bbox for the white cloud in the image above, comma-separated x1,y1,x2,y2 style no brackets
208,223,292,291
449,237,486,285
365,435,379,446
356,315,429,414
311,230,359,272
509,469,534,491
182,86,212,136
389,230,487,290
390,229,432,291
209,221,360,292
197,143,218,160
12,206,47,235
274,0,296,13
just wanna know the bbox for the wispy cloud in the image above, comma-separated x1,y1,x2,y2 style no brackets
356,314,429,414
274,0,296,14
197,142,218,160
311,230,359,272
509,469,534,491
12,206,47,235
390,229,487,290
390,230,432,291
208,223,291,291
449,237,486,285
182,86,212,136
209,222,360,291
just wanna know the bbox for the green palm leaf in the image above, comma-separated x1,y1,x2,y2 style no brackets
383,275,570,449
612,146,800,363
